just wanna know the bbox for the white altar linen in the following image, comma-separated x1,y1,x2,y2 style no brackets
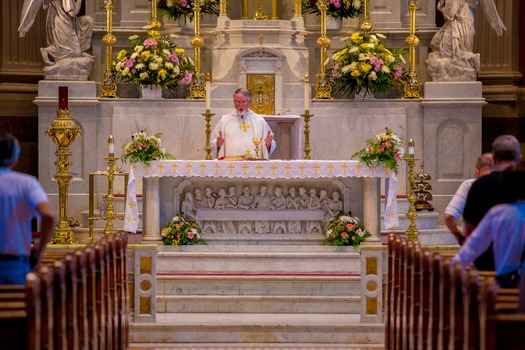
124,160,399,234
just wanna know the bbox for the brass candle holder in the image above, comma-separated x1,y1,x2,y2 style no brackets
403,153,420,245
99,0,118,98
361,0,374,36
103,156,120,236
188,1,206,99
301,110,314,160
314,0,332,100
45,107,82,244
202,109,215,160
403,0,422,99
254,0,268,19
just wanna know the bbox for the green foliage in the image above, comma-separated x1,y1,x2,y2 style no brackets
301,0,362,20
161,214,207,246
157,0,220,23
351,128,404,174
323,211,371,247
121,131,175,165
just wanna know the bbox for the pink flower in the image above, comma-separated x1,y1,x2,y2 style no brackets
168,53,180,64
379,147,384,152
346,223,355,230
385,141,391,147
143,39,158,48
394,66,403,79
188,232,195,239
181,70,193,85
176,233,181,238
331,234,335,239
124,58,136,68
352,236,356,240
181,0,189,8
395,153,401,159
330,0,341,8
341,232,349,238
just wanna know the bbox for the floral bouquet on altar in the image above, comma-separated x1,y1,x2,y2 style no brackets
323,211,371,247
156,0,220,23
301,0,362,20
121,130,175,164
161,214,207,246
329,32,405,98
114,28,194,90
351,127,404,174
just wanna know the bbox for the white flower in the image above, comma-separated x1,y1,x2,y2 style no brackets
326,229,333,238
399,54,406,64
352,0,361,9
165,62,173,69
129,35,139,40
349,46,359,54
341,65,353,73
358,53,368,61
163,49,171,56
349,62,358,71
149,62,159,70
130,52,139,60
156,57,163,64
169,33,180,39
369,71,377,80
140,72,149,80
381,65,391,74
135,63,145,70
134,45,144,53
339,216,352,222
377,33,386,39
356,228,366,237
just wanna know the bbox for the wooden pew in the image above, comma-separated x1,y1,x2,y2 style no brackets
84,246,100,350
417,249,432,350
386,233,395,350
52,260,68,350
0,284,28,349
118,232,130,350
409,244,423,350
39,265,55,350
401,240,415,350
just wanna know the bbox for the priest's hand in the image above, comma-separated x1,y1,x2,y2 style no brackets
265,130,273,150
217,131,224,150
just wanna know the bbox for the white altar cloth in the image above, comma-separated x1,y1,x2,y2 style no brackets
124,160,399,233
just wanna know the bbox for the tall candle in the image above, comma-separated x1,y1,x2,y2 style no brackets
408,139,414,156
304,75,310,111
58,86,68,110
108,134,115,157
205,78,211,110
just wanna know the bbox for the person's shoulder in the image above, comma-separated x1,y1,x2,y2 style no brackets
1,169,38,183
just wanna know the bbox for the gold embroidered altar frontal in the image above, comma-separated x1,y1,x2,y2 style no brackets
124,160,400,233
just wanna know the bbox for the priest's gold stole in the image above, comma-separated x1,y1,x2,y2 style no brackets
248,74,275,115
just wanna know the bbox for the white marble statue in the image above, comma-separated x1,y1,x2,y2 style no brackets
327,191,343,220
270,187,286,211
226,186,238,208
237,186,254,209
252,185,272,209
286,187,301,210
426,0,506,81
18,0,95,79
181,192,196,221
194,188,205,209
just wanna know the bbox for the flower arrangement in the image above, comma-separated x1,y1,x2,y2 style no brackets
121,130,175,164
114,29,194,90
323,211,371,247
330,32,405,98
301,0,362,20
161,214,207,246
351,127,404,174
157,0,220,23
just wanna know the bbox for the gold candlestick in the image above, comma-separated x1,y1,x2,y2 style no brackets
46,105,82,244
252,137,262,158
148,0,162,31
99,0,118,98
301,110,314,160
103,156,119,236
403,151,420,245
202,109,215,160
361,0,374,37
314,1,332,100
188,2,206,99
403,0,422,99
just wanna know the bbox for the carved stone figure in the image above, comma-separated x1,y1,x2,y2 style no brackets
194,188,205,209
180,191,196,220
237,186,254,209
19,0,95,79
214,188,229,209
286,187,301,210
204,187,216,209
320,189,330,220
426,0,506,81
270,187,286,210
298,186,309,209
252,185,271,209
306,188,322,210
327,191,343,220
226,186,238,208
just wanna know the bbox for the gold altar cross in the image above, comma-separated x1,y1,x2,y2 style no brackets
355,163,363,175
214,162,221,174
200,163,207,174
270,164,277,176
327,163,334,175
313,164,320,175
239,121,251,132
144,164,151,175
242,164,249,175
299,164,306,175
385,210,397,219
259,34,264,46
157,163,164,175
228,163,235,174
369,163,376,175
245,149,253,157
285,164,292,176
186,162,192,174
256,164,263,175
341,163,348,174
171,163,178,174
128,201,136,209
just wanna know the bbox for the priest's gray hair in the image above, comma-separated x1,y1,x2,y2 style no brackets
233,88,252,101
492,135,521,163
0,132,20,167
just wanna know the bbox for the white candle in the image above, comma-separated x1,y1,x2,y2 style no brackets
108,134,114,156
408,139,414,156
304,75,310,111
205,77,211,110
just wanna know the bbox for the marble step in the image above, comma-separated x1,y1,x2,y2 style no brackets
130,313,385,344
156,245,362,274
380,211,438,231
156,274,361,314
381,227,459,247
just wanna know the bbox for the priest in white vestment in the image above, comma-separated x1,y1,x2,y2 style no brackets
211,88,276,159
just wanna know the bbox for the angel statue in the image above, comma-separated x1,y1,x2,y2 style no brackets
425,0,506,81
18,0,94,80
